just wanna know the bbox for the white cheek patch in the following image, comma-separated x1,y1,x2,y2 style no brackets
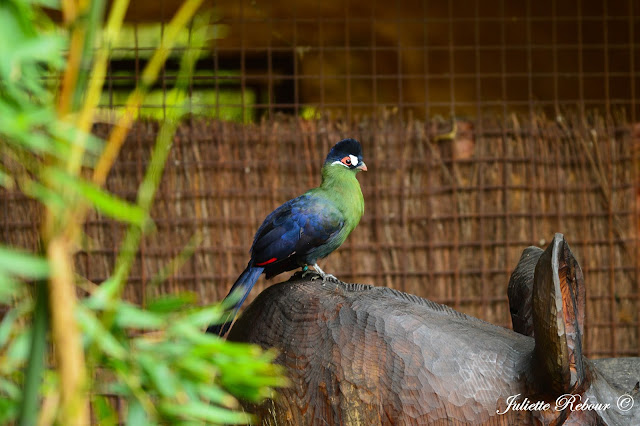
332,160,350,168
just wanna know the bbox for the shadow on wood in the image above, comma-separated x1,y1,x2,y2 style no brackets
228,234,640,425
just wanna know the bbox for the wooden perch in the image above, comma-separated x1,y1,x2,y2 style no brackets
229,234,640,425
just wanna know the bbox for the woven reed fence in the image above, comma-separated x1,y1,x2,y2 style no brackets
2,114,639,358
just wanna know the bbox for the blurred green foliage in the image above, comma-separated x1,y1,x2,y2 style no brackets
100,86,256,122
0,1,287,424
109,22,230,58
101,22,255,123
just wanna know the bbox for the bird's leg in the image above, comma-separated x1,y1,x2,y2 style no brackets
300,265,313,278
312,263,338,283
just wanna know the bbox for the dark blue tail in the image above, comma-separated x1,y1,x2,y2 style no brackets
206,265,264,336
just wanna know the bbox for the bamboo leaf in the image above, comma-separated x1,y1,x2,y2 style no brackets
138,354,179,399
2,121,73,160
17,280,48,426
159,400,253,425
44,168,149,227
197,384,239,409
114,302,165,329
0,168,14,189
0,274,19,302
0,308,21,348
76,306,127,360
92,395,119,426
4,329,30,373
0,377,20,399
19,178,67,213
177,356,217,383
126,399,149,425
146,293,197,313
179,305,225,329
0,246,49,279
0,397,19,424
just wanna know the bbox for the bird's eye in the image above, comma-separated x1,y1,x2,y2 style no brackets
341,156,352,166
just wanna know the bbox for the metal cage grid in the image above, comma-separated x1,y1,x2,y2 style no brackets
1,0,639,359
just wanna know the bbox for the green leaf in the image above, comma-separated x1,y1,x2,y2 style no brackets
30,0,62,9
114,303,165,329
14,36,66,69
4,329,31,373
146,293,197,313
0,246,49,279
0,274,19,302
159,400,253,425
93,402,117,425
0,398,18,424
178,305,224,329
0,377,20,399
0,303,29,348
0,168,14,189
197,384,239,409
18,280,48,426
92,395,119,426
49,120,105,158
126,399,150,425
138,354,178,399
76,306,127,360
19,178,67,213
177,355,217,383
44,168,149,228
3,124,71,160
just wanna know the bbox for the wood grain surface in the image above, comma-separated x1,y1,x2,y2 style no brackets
228,234,640,425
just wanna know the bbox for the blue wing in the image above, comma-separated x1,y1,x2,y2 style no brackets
250,193,344,269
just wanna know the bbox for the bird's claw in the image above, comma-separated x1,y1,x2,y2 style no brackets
309,272,338,283
301,267,319,280
321,274,338,283
307,272,322,281
309,263,339,283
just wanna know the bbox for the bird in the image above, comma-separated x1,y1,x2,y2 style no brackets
207,138,367,336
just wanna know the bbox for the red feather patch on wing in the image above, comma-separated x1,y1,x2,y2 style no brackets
256,257,277,266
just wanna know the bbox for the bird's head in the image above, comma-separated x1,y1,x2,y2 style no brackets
324,138,367,173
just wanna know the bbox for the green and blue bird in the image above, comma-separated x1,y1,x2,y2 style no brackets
208,138,367,336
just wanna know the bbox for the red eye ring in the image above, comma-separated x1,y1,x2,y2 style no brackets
341,156,352,166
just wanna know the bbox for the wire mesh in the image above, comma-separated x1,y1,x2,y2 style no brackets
100,0,640,121
5,115,638,358
2,0,640,360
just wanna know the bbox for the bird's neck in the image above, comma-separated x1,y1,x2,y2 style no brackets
317,165,364,225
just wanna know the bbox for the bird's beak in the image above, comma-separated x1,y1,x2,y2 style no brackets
357,162,367,172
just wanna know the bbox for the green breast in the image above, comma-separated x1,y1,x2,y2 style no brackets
316,164,365,235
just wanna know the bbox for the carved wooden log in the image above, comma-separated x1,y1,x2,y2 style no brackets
230,279,537,424
507,246,543,337
228,234,640,425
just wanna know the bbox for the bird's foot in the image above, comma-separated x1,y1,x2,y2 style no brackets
293,265,309,279
320,273,338,283
311,263,339,283
301,265,326,281
300,265,315,279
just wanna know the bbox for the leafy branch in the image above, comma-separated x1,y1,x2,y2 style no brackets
0,1,288,424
